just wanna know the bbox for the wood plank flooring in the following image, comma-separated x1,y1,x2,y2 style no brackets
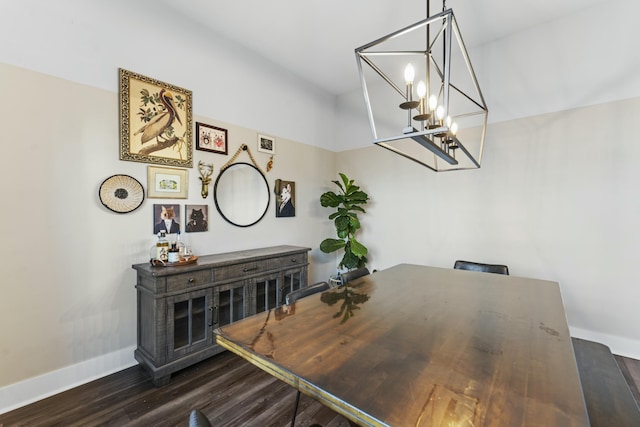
615,354,640,404
2,351,639,426
0,351,350,427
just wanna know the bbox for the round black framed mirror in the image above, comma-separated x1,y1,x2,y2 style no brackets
213,162,270,227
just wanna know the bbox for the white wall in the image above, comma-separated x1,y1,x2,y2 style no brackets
337,97,640,359
337,0,640,151
474,0,640,125
0,0,336,150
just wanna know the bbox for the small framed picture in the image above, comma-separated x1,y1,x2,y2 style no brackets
258,134,276,154
148,165,188,199
196,122,228,155
153,204,181,234
275,179,295,217
185,204,209,232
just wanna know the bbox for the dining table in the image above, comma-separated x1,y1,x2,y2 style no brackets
214,263,589,426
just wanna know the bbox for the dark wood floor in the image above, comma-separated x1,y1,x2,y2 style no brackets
615,354,640,404
0,351,350,427
2,351,640,427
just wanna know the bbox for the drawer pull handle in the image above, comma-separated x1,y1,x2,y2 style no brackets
188,278,195,283
291,258,297,263
243,267,258,272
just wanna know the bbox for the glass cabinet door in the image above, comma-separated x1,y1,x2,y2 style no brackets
213,280,249,328
281,269,304,305
254,274,279,314
167,288,211,360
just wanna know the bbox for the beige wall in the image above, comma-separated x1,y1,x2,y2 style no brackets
0,63,337,399
337,97,640,358
5,63,640,412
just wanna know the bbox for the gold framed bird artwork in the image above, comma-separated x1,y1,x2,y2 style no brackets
119,68,193,167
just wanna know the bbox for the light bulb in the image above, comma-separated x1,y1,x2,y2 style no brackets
404,64,415,84
417,81,427,99
428,95,438,111
450,122,458,136
436,105,445,121
445,116,452,128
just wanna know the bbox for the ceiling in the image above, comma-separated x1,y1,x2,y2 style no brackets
155,0,604,96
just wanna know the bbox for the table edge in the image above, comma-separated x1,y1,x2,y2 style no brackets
215,334,388,427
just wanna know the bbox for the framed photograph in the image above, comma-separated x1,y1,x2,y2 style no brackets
275,179,295,217
258,134,276,154
185,204,209,232
196,122,228,155
147,166,188,199
153,204,181,234
119,68,193,167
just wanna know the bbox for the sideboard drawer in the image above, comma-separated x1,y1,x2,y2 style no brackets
281,253,307,269
217,259,280,280
166,269,212,292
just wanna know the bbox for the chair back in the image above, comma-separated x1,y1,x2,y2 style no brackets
189,409,212,427
340,267,370,285
454,260,509,275
285,281,330,305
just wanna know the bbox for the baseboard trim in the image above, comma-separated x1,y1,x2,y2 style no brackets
570,327,640,360
0,345,137,415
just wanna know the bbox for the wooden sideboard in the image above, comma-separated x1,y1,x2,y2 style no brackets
132,245,310,385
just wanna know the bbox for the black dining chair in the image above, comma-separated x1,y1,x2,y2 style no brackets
189,409,212,427
285,281,330,426
288,268,371,426
453,260,509,275
339,267,370,285
285,281,330,305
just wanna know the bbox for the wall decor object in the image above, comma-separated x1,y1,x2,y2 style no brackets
185,204,209,232
119,68,193,167
275,179,295,217
196,122,228,155
147,165,188,199
99,174,145,213
257,134,276,154
215,144,270,227
153,203,181,234
198,161,214,198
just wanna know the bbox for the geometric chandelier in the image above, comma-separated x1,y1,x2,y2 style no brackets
355,0,488,171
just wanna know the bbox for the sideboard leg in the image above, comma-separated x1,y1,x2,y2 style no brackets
152,375,171,387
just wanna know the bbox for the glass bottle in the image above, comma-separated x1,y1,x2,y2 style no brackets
168,242,179,263
175,230,186,259
156,231,169,262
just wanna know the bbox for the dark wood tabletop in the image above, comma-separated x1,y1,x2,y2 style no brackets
214,264,589,426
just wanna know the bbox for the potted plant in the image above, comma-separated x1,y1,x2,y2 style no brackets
320,173,370,271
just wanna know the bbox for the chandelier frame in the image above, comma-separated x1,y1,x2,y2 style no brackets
355,6,488,172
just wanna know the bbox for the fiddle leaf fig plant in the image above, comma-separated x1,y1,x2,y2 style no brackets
320,173,370,270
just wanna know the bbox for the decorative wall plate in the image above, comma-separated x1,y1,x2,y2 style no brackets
99,174,144,213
